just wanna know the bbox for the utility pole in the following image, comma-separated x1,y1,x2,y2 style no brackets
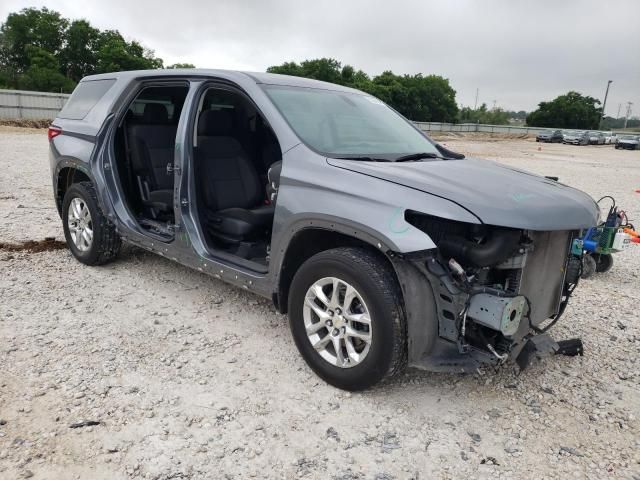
599,80,612,129
474,88,479,110
616,103,622,119
623,102,633,129
492,99,497,111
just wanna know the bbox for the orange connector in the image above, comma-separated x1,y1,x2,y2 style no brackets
624,228,639,238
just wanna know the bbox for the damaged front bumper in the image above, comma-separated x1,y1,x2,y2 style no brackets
390,229,581,373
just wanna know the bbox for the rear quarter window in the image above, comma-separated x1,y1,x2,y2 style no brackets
58,79,116,120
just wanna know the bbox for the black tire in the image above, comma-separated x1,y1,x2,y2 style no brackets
288,247,406,391
62,181,121,266
581,254,597,279
594,253,614,273
565,256,582,284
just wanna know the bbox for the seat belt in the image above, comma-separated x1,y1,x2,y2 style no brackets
122,118,136,199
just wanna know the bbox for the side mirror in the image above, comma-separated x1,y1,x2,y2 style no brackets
436,143,465,159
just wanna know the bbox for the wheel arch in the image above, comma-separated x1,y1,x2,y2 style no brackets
273,224,440,366
54,161,94,216
273,225,396,315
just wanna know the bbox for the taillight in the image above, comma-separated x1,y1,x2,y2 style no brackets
48,126,62,141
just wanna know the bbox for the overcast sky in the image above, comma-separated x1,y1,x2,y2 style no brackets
2,0,639,113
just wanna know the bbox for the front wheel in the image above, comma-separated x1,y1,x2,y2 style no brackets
62,182,121,266
288,247,407,390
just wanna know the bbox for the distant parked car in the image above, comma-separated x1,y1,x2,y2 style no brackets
563,131,590,145
603,132,617,144
536,129,563,143
588,131,605,145
615,135,640,150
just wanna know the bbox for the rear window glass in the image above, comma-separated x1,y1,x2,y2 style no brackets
58,79,116,120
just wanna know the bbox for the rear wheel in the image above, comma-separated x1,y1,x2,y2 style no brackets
288,247,406,390
62,182,121,265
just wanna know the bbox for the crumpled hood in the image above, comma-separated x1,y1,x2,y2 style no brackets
327,157,599,231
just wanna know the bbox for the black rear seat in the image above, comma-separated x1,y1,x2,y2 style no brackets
128,103,177,212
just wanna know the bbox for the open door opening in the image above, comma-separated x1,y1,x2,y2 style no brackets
192,87,282,266
113,84,188,239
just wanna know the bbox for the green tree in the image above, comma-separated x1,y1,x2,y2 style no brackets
459,103,510,124
167,63,195,69
601,116,640,130
526,92,601,129
17,45,74,92
95,30,163,73
0,7,164,92
506,110,527,121
60,20,100,82
267,58,458,122
0,7,68,75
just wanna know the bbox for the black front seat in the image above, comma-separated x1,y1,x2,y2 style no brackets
197,109,274,242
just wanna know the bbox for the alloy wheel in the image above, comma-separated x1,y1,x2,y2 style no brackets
67,197,93,252
303,277,372,368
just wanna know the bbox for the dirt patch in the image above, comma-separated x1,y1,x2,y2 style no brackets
429,131,534,142
0,118,51,129
0,237,67,253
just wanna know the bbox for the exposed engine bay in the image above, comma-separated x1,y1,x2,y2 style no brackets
401,212,584,371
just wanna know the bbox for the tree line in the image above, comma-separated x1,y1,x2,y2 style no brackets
268,60,609,128
0,7,193,93
268,58,459,122
0,7,607,128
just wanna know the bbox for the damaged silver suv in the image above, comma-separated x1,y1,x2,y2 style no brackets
49,70,599,390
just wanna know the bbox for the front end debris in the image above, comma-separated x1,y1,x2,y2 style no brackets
397,212,590,372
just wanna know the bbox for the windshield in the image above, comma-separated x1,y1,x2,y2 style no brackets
620,135,637,140
263,85,441,159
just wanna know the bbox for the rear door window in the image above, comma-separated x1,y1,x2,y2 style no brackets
58,79,116,120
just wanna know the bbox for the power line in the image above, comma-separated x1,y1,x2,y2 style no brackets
623,102,633,129
599,80,612,129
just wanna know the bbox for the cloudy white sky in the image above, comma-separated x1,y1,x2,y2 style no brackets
2,0,639,113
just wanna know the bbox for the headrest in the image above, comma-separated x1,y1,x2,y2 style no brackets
142,103,169,124
198,109,233,136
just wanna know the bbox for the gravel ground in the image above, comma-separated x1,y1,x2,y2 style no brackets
1,128,639,480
